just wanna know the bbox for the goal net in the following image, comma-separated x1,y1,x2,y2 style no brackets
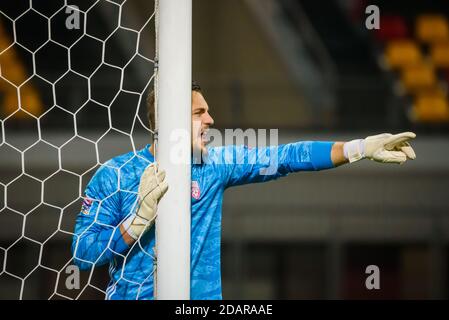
0,0,174,299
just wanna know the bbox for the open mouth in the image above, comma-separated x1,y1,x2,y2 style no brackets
201,129,210,145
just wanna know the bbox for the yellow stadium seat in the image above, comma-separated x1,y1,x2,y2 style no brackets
385,40,422,69
400,62,437,93
430,42,449,68
0,63,26,86
0,24,43,120
0,50,26,86
416,14,449,43
0,48,18,65
415,86,446,98
0,36,12,53
413,91,449,122
20,86,43,117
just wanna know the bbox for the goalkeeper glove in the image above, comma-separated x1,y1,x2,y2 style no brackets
122,163,168,240
344,132,416,164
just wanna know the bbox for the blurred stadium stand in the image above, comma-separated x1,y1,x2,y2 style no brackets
281,0,392,129
1,0,449,299
352,0,449,126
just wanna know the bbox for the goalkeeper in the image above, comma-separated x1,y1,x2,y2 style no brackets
72,82,416,300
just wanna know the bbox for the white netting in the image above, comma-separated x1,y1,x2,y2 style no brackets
0,0,158,299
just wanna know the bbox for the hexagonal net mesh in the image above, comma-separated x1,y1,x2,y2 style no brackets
0,0,158,299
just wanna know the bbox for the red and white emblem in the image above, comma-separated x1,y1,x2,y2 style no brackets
191,181,201,200
81,197,93,215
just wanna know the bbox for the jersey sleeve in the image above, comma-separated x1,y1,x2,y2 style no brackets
210,141,335,188
71,163,130,270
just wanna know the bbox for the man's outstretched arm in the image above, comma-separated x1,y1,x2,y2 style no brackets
331,142,347,167
217,131,416,188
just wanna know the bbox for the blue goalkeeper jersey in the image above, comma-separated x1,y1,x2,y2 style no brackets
72,142,335,300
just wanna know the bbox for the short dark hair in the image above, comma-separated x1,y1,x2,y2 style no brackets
147,81,202,131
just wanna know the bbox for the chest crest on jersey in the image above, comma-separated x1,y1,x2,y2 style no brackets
191,180,201,200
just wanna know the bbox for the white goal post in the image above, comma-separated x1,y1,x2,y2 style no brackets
155,0,192,300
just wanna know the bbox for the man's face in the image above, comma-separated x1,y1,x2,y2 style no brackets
192,90,214,154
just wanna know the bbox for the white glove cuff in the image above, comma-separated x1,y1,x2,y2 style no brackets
343,139,365,163
121,214,139,240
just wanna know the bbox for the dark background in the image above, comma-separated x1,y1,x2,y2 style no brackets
0,0,448,299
